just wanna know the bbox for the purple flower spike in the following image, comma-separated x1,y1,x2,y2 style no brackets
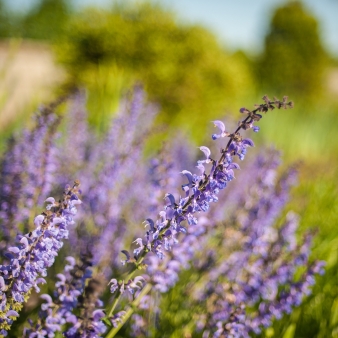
0,182,81,335
25,253,106,338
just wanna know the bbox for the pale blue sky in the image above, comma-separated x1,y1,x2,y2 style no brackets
5,0,338,55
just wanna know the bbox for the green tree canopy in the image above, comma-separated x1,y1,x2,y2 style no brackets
258,1,327,98
56,2,253,131
20,0,71,41
0,0,14,38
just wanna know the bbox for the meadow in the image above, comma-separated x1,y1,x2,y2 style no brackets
0,1,338,337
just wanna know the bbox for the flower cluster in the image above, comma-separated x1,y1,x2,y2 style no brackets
0,90,324,338
0,181,81,336
106,96,319,338
56,87,159,279
193,154,325,337
113,97,292,271
0,102,62,254
127,149,324,337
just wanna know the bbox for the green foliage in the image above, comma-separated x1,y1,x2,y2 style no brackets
55,2,253,134
0,0,71,40
20,0,71,41
258,1,327,99
0,0,16,38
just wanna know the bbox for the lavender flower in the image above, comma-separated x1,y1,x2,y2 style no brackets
0,99,63,253
24,253,107,338
106,96,296,337
189,160,324,336
0,182,81,335
61,86,159,279
63,278,106,337
132,97,293,264
0,90,323,338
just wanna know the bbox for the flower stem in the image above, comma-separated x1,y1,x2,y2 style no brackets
105,283,152,338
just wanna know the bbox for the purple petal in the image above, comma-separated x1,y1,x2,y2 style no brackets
121,250,130,260
20,237,29,248
45,197,55,204
144,219,155,232
6,310,19,317
212,120,225,133
8,247,20,254
40,294,53,304
181,170,193,187
93,309,105,321
51,217,63,225
227,163,240,170
164,193,175,207
34,215,45,227
133,238,143,247
196,163,205,173
56,273,66,283
199,146,211,159
242,138,255,147
66,314,78,325
239,107,249,113
0,277,5,291
70,199,82,205
36,278,46,285
65,256,76,266
134,276,145,284
165,208,175,220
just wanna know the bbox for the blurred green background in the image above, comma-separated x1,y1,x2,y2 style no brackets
0,0,338,337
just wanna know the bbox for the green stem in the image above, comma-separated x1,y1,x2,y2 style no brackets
107,254,147,318
105,283,152,338
108,292,122,318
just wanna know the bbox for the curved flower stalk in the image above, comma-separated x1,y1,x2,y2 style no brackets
145,151,279,292
0,98,65,252
128,149,287,336
105,96,295,337
130,149,323,338
0,182,81,336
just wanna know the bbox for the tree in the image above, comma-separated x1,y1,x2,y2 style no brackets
20,0,71,41
0,0,14,38
258,1,327,98
55,2,253,133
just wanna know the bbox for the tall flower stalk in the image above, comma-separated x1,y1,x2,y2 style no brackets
105,96,296,337
0,181,81,336
0,97,67,253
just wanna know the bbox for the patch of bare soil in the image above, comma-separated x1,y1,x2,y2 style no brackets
0,39,65,130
